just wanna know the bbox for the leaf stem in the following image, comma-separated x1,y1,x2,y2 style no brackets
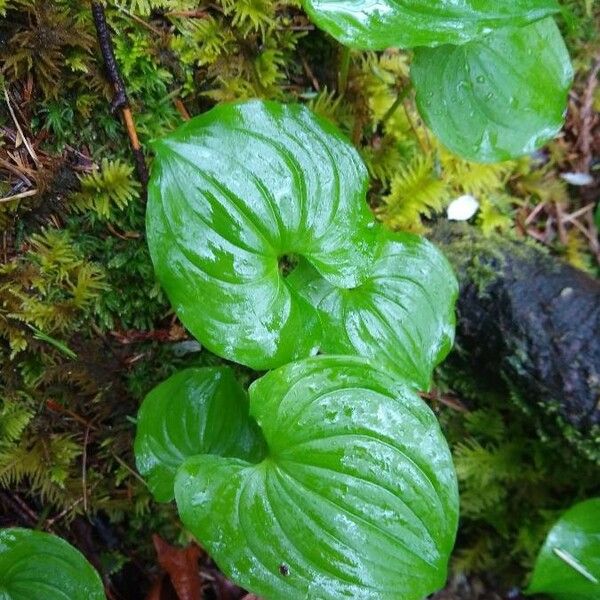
381,83,413,126
338,47,351,94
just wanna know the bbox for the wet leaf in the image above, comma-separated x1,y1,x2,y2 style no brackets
175,356,459,600
147,100,378,370
288,232,457,390
0,528,105,600
412,18,573,162
527,498,600,600
301,0,558,49
135,367,265,502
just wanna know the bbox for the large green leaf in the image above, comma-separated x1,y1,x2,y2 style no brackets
0,528,105,600
175,356,459,600
527,498,600,600
134,367,265,502
411,18,573,163
301,0,558,50
288,231,457,390
147,100,378,370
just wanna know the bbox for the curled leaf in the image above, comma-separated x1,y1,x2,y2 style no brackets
147,100,378,369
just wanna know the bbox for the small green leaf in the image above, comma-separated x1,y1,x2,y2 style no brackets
411,18,573,162
0,528,105,600
147,100,378,370
301,0,558,49
27,325,77,359
288,231,457,390
175,356,459,600
134,367,265,502
527,498,600,600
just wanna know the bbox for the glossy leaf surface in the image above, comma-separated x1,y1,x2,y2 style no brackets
301,0,558,50
135,367,265,502
175,356,459,600
0,528,105,600
288,231,457,390
147,100,378,370
412,18,573,162
527,498,600,600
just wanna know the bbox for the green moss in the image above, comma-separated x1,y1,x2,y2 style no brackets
436,359,600,583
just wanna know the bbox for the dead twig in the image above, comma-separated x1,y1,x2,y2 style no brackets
91,1,148,192
0,156,32,186
82,425,91,514
46,399,100,432
174,98,191,121
2,86,40,167
555,201,568,246
110,325,187,344
165,9,209,18
419,390,469,413
0,188,38,202
562,202,595,223
111,453,148,487
578,54,600,172
301,55,320,92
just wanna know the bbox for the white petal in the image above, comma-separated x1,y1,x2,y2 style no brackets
560,172,594,186
447,194,479,221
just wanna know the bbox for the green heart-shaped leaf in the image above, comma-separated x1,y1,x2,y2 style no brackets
175,356,459,600
302,0,558,50
411,18,573,162
134,367,265,502
527,498,600,600
288,231,457,390
0,528,105,600
147,100,378,370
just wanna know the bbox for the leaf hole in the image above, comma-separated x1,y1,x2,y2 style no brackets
277,254,299,278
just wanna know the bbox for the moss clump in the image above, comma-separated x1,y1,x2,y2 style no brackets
435,359,600,583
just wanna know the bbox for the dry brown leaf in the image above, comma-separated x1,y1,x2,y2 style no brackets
152,535,203,600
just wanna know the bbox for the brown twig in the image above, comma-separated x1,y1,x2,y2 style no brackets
111,453,148,486
46,399,100,432
555,201,568,246
91,1,148,192
3,86,40,167
578,54,600,172
82,425,91,514
563,202,595,223
165,9,209,18
110,325,188,344
0,188,38,202
115,3,163,35
419,390,469,413
0,156,32,186
0,491,39,528
174,98,191,121
45,497,85,529
301,55,320,92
